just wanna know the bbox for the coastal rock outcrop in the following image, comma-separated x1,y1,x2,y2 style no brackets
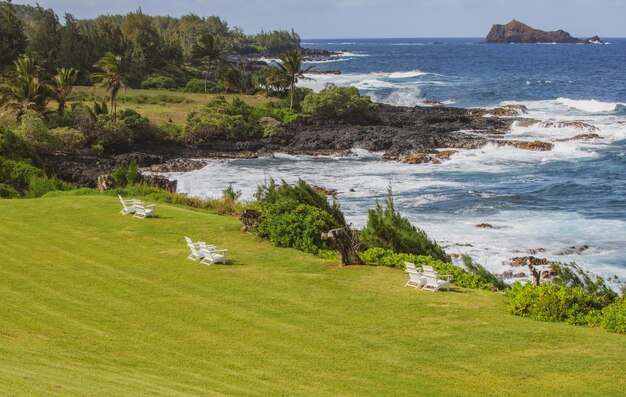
539,120,599,132
486,20,602,44
382,150,457,165
500,140,554,151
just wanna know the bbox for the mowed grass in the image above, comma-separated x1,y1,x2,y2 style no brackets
0,195,624,396
71,87,274,125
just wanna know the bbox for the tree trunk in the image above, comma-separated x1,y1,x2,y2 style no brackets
111,95,116,119
290,81,295,109
321,228,363,266
204,69,208,93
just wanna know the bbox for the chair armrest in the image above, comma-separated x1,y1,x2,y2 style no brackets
210,249,228,253
440,274,453,281
145,204,156,209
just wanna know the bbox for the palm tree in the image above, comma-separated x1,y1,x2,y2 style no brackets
276,49,313,109
51,67,78,116
92,52,127,118
192,33,227,93
0,55,48,120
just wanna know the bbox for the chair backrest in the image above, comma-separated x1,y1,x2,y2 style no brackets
422,265,434,273
184,236,193,245
134,203,145,213
405,262,417,271
407,269,422,283
422,272,440,287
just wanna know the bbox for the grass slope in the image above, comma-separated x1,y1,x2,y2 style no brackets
0,195,624,396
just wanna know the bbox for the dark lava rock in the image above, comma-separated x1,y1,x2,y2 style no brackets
510,256,549,267
486,20,598,44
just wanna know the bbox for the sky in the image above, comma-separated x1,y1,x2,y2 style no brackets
12,0,626,38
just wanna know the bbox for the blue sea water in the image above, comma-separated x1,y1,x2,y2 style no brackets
169,38,626,280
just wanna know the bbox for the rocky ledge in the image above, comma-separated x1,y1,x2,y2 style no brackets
42,104,568,186
486,20,603,44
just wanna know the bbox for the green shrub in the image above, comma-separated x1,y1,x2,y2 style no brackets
600,298,626,334
94,114,134,147
184,78,215,93
302,84,376,118
358,248,497,290
256,199,339,255
254,179,347,255
50,127,86,151
91,143,104,156
0,126,35,161
360,187,450,262
0,183,19,198
141,74,178,90
222,184,242,202
15,111,60,154
26,175,73,198
0,157,44,192
111,160,143,187
183,96,261,141
505,282,607,326
158,122,183,139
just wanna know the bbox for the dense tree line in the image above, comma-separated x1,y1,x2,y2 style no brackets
0,1,301,86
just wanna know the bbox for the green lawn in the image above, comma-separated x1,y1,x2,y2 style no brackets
71,87,274,125
0,195,624,396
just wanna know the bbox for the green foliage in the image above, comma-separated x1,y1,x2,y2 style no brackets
158,121,183,139
505,282,609,326
0,183,19,198
0,157,44,192
0,0,27,70
0,126,36,161
360,186,450,262
50,127,85,151
359,248,498,290
141,74,178,90
183,96,261,141
302,84,376,119
91,143,104,156
15,111,60,153
222,184,242,202
600,298,626,334
23,5,60,73
94,114,133,146
252,29,300,53
111,160,143,187
256,199,339,255
118,93,189,105
254,179,346,255
26,175,73,198
462,254,508,290
551,262,617,306
184,78,214,93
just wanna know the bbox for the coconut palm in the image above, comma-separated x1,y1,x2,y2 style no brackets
0,55,48,120
92,52,127,118
276,49,313,109
51,67,78,116
191,33,227,93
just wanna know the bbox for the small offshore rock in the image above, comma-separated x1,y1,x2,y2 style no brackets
476,223,494,229
539,120,600,132
501,140,554,151
557,133,602,142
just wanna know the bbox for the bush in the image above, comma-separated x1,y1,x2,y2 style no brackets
141,74,178,90
254,179,346,255
26,175,73,198
0,126,35,161
184,78,215,93
15,111,60,154
600,298,626,334
94,114,133,147
505,282,607,326
158,122,183,140
256,199,339,255
183,96,261,141
111,160,143,187
359,248,498,290
50,127,86,151
302,84,376,119
360,186,450,262
0,183,19,198
0,157,44,192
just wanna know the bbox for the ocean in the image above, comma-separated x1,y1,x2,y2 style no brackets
165,38,626,281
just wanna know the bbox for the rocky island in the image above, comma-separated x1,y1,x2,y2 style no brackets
485,19,604,44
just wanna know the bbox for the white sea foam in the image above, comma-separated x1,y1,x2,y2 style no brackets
556,98,625,113
388,70,430,79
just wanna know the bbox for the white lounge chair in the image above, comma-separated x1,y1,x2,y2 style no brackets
133,203,155,218
422,265,435,273
184,237,217,261
422,272,453,292
118,194,138,215
405,261,416,271
405,269,426,289
200,248,228,266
